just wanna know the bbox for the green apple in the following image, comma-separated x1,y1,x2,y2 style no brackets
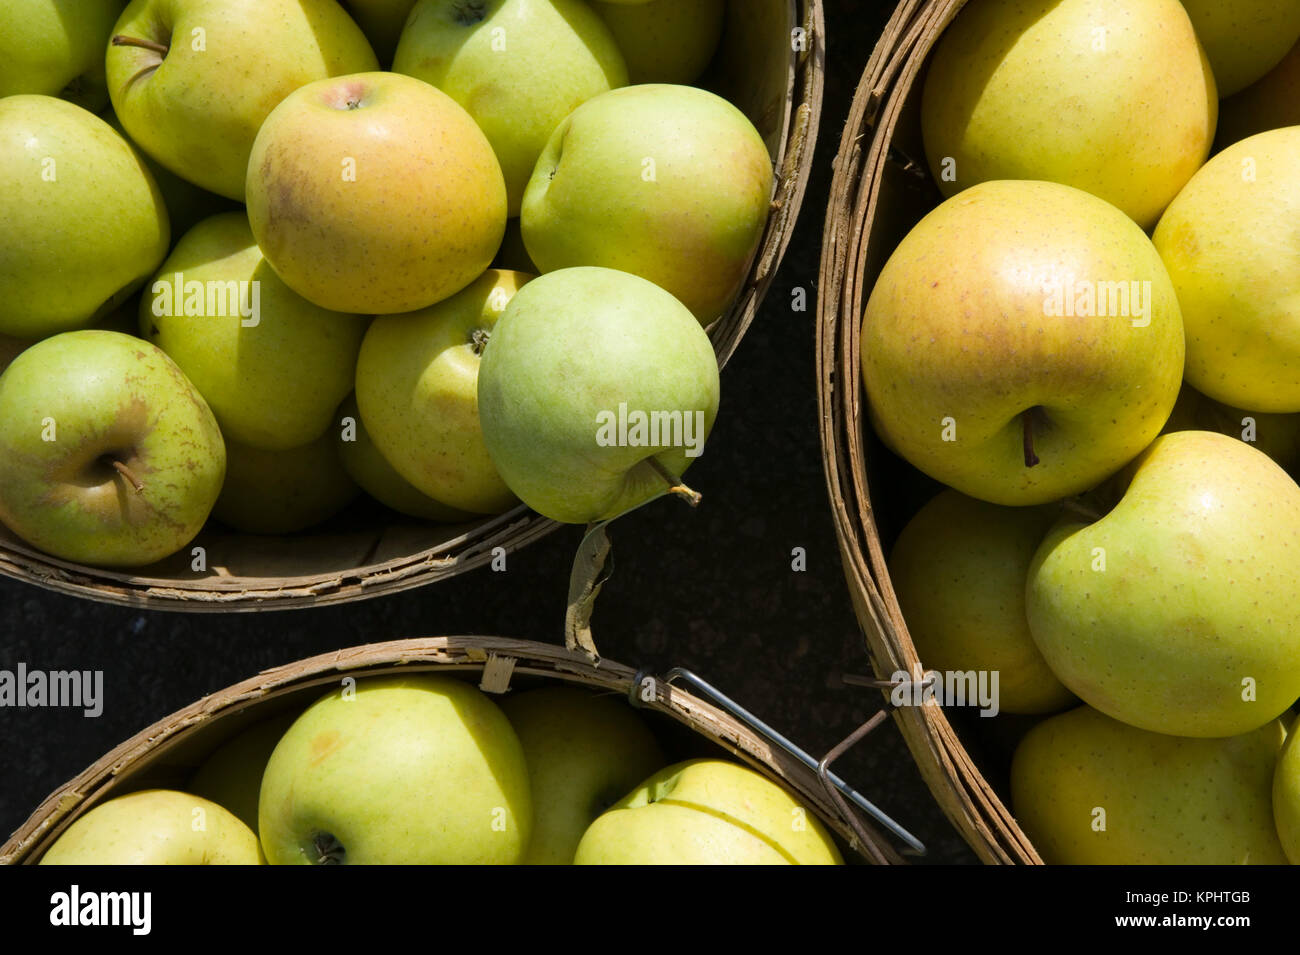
335,395,475,522
1181,0,1300,97
478,267,719,524
340,0,419,66
394,0,627,216
1027,431,1300,738
1012,706,1288,864
1275,714,1300,864
258,674,532,865
214,432,359,535
142,212,366,451
922,0,1215,230
1161,383,1300,474
889,491,1074,715
0,95,169,339
500,686,665,864
575,759,843,865
356,270,527,515
188,713,298,832
1216,40,1300,148
862,179,1184,506
591,0,724,85
520,83,773,325
107,0,378,200
0,330,224,567
40,789,263,865
1153,127,1300,412
247,71,506,315
0,0,123,105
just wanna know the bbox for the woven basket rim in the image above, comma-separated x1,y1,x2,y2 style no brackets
0,0,826,612
815,0,1041,864
1,633,898,865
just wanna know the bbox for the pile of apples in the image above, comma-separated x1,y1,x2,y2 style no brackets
0,0,773,568
37,676,844,865
862,0,1300,863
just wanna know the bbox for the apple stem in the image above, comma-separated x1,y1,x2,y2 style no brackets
111,35,170,57
110,459,145,494
646,457,701,507
1022,409,1041,468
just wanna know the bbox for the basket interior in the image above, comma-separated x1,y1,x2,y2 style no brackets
6,640,876,864
0,1,812,608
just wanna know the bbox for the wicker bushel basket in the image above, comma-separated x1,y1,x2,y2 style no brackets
0,0,825,612
817,0,1042,864
1,635,903,864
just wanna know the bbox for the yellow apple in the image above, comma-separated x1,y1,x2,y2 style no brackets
500,687,665,864
213,432,359,535
40,789,264,865
591,0,724,85
889,491,1075,715
355,270,528,515
142,212,367,451
107,0,379,200
1181,0,1300,96
521,84,773,325
246,71,506,315
1153,127,1300,412
1012,706,1289,864
922,0,1216,229
575,759,843,865
862,179,1184,506
335,395,475,522
393,0,627,215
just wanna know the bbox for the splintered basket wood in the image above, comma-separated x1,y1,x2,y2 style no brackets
817,0,1042,864
0,0,825,611
0,635,898,864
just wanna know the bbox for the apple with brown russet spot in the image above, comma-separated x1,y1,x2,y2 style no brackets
246,71,506,315
0,329,225,567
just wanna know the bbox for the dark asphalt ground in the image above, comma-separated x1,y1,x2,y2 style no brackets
0,0,977,865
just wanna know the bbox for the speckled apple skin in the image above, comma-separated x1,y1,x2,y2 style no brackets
40,789,264,865
107,0,379,200
921,0,1216,230
143,212,366,452
0,330,225,567
0,96,169,339
1011,706,1288,865
520,83,773,325
862,179,1184,506
258,675,532,865
1027,431,1300,738
246,72,506,316
356,270,527,515
888,490,1075,714
394,0,627,215
1153,128,1300,413
1181,0,1300,97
